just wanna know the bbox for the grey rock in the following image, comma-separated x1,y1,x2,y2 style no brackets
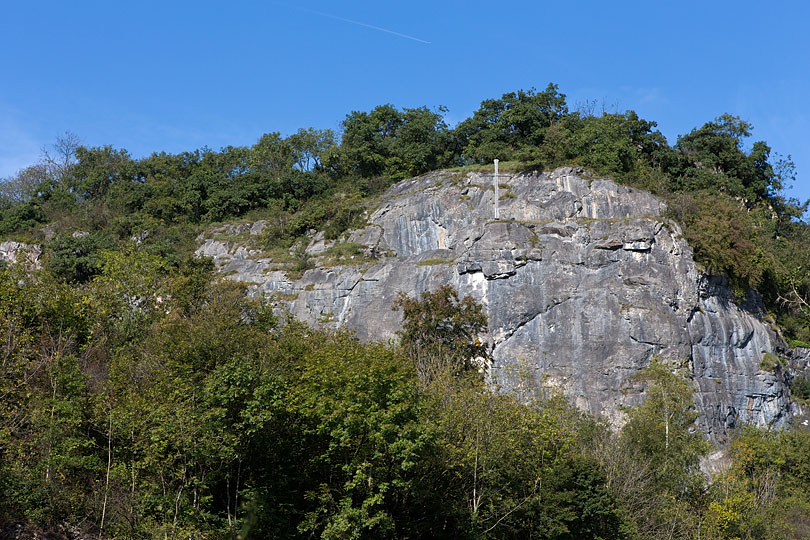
305,231,331,256
196,167,796,440
250,221,268,235
224,223,251,235
0,241,42,269
789,347,810,372
131,230,150,245
196,239,235,264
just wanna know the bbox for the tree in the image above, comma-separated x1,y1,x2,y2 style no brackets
674,114,781,204
391,106,452,177
621,358,710,495
566,110,675,185
46,232,117,284
698,427,810,540
454,84,568,163
0,132,80,215
668,192,772,292
0,164,49,203
70,145,132,201
290,334,433,539
0,265,99,527
428,380,629,539
393,285,488,386
250,132,294,175
331,104,450,180
42,131,81,183
0,198,45,235
612,360,711,538
287,127,336,171
90,247,168,344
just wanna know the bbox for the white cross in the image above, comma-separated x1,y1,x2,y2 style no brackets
493,159,500,219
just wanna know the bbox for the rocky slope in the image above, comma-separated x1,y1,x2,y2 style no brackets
196,167,798,441
0,241,42,269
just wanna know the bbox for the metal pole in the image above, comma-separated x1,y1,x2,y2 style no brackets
493,159,499,219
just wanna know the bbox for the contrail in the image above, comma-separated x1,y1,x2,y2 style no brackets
290,5,431,44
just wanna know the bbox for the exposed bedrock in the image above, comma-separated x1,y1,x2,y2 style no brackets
0,241,42,269
197,168,797,441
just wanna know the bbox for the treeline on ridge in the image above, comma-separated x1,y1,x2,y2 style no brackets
2,84,809,342
1,85,810,537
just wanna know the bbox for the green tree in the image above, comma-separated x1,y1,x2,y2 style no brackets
621,359,710,495
668,192,772,291
0,198,45,235
99,280,281,537
612,360,711,538
700,427,810,540
287,127,336,171
90,247,168,345
290,333,433,539
330,104,450,180
250,132,294,175
0,164,49,204
394,285,489,386
0,265,99,526
430,382,628,539
70,145,133,201
566,111,676,187
46,232,117,283
674,114,783,204
454,84,568,163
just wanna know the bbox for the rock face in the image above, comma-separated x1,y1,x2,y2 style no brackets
197,168,796,441
0,241,42,269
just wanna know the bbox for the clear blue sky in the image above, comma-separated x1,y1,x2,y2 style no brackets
2,0,809,202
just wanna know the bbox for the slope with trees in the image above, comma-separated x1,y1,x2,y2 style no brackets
2,85,810,538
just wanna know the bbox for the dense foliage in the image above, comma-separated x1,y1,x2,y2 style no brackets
2,84,808,339
2,85,810,537
0,268,808,539
394,284,488,386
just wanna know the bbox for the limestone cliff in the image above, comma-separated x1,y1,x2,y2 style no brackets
196,167,798,441
0,241,42,269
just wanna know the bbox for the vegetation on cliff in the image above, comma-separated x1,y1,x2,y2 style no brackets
2,84,808,341
2,85,810,537
1,266,809,539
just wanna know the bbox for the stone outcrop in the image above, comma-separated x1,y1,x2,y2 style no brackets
788,347,810,426
0,241,42,269
196,168,798,441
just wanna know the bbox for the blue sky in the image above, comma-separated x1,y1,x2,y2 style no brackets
2,0,809,202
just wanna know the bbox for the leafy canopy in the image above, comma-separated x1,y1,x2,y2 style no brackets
394,284,489,386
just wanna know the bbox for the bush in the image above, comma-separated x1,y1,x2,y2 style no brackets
790,375,810,401
760,352,782,372
46,232,117,283
0,200,45,236
668,192,772,292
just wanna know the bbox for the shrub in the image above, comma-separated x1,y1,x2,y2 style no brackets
760,352,782,372
790,375,810,401
46,232,117,283
668,192,772,292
